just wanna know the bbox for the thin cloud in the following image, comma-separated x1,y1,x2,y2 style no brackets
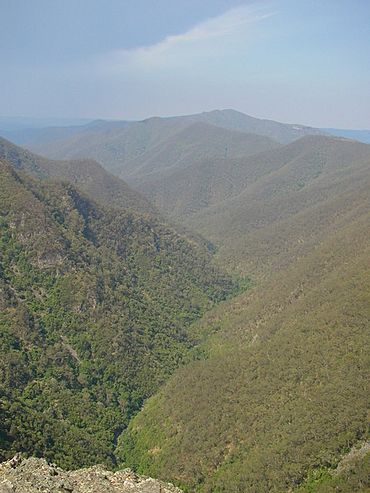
100,4,276,72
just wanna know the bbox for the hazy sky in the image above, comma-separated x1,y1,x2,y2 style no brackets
1,0,369,127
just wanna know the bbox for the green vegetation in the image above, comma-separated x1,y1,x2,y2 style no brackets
0,160,236,469
0,136,154,215
298,446,370,493
182,135,370,275
117,196,370,492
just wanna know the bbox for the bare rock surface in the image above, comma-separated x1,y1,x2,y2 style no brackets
0,455,183,493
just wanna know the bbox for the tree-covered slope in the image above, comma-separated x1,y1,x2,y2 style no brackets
0,160,236,469
23,117,192,174
124,122,279,215
148,133,370,222
122,122,280,184
0,136,154,215
182,135,370,274
297,442,370,493
130,135,370,275
117,196,370,492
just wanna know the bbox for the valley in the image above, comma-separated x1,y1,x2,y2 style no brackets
0,109,369,492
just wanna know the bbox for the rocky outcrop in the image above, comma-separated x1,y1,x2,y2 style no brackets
0,455,183,493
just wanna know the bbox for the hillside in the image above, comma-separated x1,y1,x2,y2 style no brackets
0,161,237,469
117,185,370,492
18,110,323,176
134,132,309,218
23,117,192,174
132,135,370,275
177,135,370,274
0,136,154,215
122,122,280,184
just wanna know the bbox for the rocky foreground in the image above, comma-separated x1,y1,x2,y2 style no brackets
0,455,183,493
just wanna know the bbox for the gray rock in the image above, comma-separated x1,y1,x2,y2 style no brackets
0,456,183,493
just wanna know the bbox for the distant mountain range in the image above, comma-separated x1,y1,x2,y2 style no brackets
1,110,321,167
1,110,369,152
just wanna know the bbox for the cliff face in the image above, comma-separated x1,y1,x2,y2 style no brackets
0,456,183,493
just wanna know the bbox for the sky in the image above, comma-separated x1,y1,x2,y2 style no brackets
1,0,369,128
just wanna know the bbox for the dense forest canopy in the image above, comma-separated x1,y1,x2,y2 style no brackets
0,159,238,468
